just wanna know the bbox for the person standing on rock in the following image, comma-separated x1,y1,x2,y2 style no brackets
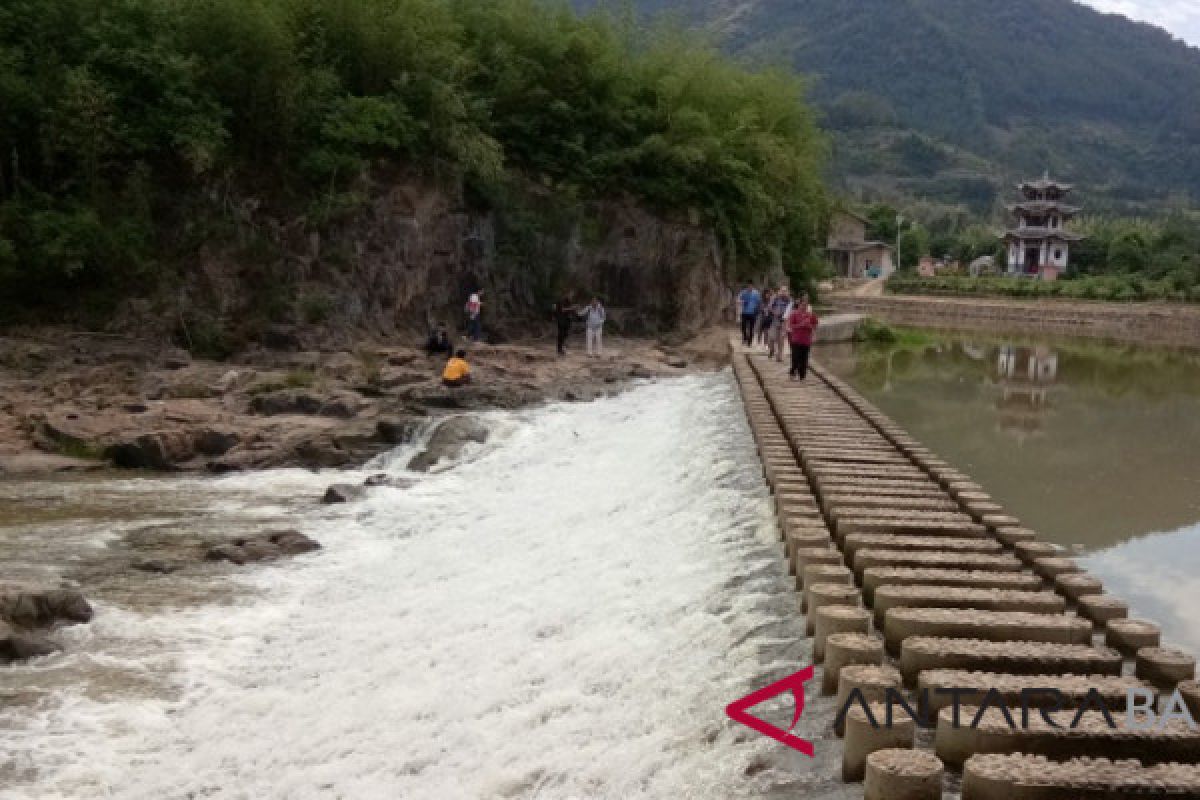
465,290,483,342
737,282,761,347
552,296,575,355
767,286,792,362
442,349,472,387
786,293,819,381
579,297,606,357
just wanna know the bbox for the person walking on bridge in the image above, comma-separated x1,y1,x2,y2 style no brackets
766,286,792,362
737,282,761,347
786,293,819,381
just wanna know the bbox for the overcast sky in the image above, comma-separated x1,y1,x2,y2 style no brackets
1082,0,1200,46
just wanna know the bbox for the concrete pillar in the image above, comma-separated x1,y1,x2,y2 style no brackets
823,633,885,695
814,606,871,662
864,749,943,800
843,704,916,782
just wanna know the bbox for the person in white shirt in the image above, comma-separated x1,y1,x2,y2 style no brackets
578,297,606,356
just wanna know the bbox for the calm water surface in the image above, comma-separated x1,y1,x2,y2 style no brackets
822,330,1200,652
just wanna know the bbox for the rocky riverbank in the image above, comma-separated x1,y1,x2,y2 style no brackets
0,327,730,477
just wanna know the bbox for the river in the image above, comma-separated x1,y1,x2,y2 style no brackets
823,329,1200,655
0,374,859,800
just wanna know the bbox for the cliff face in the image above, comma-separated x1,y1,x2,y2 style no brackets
168,178,731,349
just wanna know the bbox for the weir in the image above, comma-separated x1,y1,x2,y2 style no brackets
729,341,1200,799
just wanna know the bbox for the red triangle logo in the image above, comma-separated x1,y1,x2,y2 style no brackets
725,666,816,757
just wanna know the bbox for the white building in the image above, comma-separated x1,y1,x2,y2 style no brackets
1003,175,1083,280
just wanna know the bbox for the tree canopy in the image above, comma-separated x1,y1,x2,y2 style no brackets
0,0,827,317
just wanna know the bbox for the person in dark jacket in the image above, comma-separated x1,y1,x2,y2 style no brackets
552,297,575,355
424,323,453,357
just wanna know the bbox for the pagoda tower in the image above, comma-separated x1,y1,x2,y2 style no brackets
1003,174,1082,280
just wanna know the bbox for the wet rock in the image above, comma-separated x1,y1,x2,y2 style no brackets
205,531,319,565
376,416,419,444
629,365,655,379
105,431,193,470
665,356,688,369
363,473,415,489
132,559,179,574
194,429,240,457
322,483,367,504
122,402,149,414
0,623,60,663
240,540,282,562
407,415,489,472
205,544,248,565
0,588,93,628
269,530,321,555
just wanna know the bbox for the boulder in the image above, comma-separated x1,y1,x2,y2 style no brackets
268,530,321,555
205,544,248,565
194,429,240,457
105,431,194,470
132,559,179,574
205,531,320,565
664,356,688,369
0,622,60,664
250,389,323,416
251,389,364,418
376,416,419,445
322,483,367,504
0,588,93,628
363,473,415,489
407,415,489,472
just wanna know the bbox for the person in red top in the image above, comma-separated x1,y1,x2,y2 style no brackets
786,293,819,380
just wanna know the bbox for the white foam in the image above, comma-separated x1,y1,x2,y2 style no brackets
2,374,791,799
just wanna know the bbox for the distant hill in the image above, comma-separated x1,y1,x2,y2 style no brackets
575,0,1200,215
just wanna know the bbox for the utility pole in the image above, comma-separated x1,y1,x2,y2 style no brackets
896,214,904,273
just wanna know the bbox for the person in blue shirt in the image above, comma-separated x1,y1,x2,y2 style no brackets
737,282,762,346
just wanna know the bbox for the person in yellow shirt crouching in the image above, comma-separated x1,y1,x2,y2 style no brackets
442,349,472,387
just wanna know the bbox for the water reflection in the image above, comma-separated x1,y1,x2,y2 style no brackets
821,332,1200,551
995,345,1059,439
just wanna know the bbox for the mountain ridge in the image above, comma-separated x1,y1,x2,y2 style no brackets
576,0,1200,214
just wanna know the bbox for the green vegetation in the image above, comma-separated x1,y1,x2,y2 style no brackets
0,0,826,322
590,0,1200,214
883,211,1200,303
855,318,933,347
887,275,1200,304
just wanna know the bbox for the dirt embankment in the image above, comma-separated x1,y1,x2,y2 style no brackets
0,326,731,477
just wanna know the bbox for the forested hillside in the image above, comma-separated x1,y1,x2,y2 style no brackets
0,0,825,335
578,0,1200,215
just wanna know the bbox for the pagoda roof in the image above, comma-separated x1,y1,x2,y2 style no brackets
1007,201,1081,215
1004,228,1084,241
1017,176,1073,193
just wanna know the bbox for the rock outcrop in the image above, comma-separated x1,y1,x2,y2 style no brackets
407,416,490,472
0,585,94,665
205,530,321,566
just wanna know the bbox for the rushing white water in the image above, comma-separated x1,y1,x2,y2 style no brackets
1,374,821,799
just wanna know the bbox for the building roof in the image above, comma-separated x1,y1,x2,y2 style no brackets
1017,174,1073,193
849,241,894,252
839,208,871,223
1003,228,1084,241
1007,201,1081,216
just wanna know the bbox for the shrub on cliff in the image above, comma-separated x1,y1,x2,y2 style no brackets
0,0,826,321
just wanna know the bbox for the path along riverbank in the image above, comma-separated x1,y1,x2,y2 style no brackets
827,294,1200,349
731,337,1200,798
